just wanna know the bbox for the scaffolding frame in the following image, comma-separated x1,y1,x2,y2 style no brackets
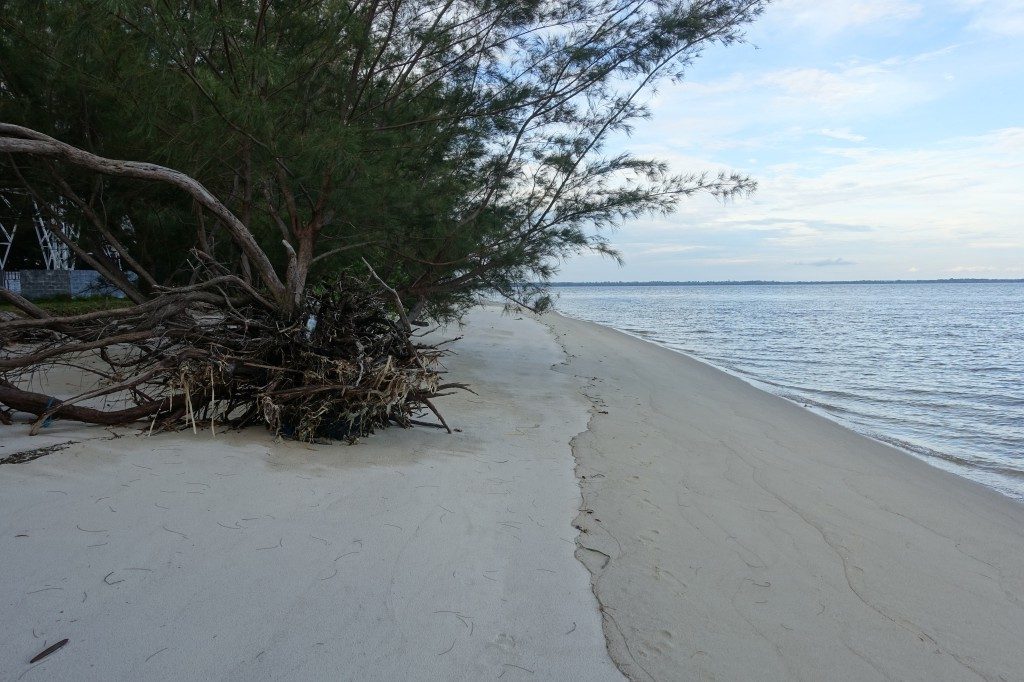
0,192,17,271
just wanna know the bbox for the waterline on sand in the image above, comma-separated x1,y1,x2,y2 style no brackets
554,282,1024,500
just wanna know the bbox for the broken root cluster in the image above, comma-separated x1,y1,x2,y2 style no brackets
0,274,462,441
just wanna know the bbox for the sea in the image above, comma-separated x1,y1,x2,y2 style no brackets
552,282,1024,500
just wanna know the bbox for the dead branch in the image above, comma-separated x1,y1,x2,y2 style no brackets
1,273,462,441
0,379,184,425
0,124,467,442
0,123,288,307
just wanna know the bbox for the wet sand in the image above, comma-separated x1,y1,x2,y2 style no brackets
547,311,1024,681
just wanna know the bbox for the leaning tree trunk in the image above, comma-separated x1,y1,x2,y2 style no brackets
0,123,290,310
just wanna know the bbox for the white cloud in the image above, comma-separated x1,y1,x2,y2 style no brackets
771,0,923,36
605,126,1021,250
627,127,1024,240
557,10,1023,281
792,257,856,267
728,128,1024,243
694,258,761,266
759,60,938,113
582,128,1024,280
967,240,1024,249
820,128,867,142
950,265,998,273
638,244,708,255
952,0,1024,36
762,68,881,108
653,49,953,149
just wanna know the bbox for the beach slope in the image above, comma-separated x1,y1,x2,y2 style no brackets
1,308,620,681
547,312,1024,682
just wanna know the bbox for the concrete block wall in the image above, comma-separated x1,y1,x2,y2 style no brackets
18,269,71,299
5,269,127,300
0,271,20,294
69,270,124,298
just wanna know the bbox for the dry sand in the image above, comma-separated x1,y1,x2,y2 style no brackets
546,312,1024,682
5,305,1024,681
0,308,621,681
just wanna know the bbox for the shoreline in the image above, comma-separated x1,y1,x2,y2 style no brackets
545,310,1024,680
551,307,1024,502
4,306,1024,680
549,279,1024,285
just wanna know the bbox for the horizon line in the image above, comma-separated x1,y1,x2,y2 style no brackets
549,278,1024,286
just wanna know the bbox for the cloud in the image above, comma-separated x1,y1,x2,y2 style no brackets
637,244,708,255
953,0,1024,36
759,61,937,113
555,7,1024,282
597,128,1024,278
735,128,1024,239
694,258,761,266
762,68,881,109
770,0,923,36
819,128,867,142
653,48,954,148
967,240,1024,249
950,265,997,273
792,257,856,266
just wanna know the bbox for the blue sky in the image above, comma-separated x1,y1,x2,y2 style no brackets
557,0,1024,281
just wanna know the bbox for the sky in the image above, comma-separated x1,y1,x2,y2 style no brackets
556,0,1024,281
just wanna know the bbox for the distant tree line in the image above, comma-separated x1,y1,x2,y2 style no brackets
549,279,1024,286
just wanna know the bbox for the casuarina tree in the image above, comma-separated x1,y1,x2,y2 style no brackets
0,0,764,438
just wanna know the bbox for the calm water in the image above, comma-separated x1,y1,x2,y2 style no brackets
553,283,1024,500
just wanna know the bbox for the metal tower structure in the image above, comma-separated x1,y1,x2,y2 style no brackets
31,198,78,270
0,192,17,271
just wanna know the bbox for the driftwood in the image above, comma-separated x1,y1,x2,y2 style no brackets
0,273,462,441
0,379,178,425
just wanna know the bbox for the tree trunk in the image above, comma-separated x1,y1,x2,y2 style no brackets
0,380,185,426
0,123,288,308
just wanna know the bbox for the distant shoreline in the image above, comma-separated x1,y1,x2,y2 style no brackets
550,278,1024,286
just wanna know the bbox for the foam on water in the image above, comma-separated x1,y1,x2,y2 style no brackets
554,282,1024,500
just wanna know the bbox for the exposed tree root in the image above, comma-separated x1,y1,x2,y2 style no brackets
1,273,464,442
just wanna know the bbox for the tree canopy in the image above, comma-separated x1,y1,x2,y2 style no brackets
0,0,765,438
1,0,762,315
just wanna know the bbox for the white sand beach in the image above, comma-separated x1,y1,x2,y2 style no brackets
3,306,1024,681
0,308,619,681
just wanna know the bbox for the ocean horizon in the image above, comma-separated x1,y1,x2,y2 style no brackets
550,278,1024,286
553,281,1024,500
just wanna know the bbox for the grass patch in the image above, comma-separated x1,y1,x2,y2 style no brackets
0,296,132,316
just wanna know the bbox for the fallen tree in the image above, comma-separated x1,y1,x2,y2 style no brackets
0,126,460,440
0,265,460,441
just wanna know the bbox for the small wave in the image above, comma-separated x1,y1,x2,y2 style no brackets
553,282,1024,500
777,393,856,416
868,433,1024,480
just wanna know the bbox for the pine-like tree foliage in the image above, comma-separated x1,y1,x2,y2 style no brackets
0,1,765,437
2,0,762,310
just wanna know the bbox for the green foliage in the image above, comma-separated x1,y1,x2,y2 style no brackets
0,295,131,316
1,0,764,317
